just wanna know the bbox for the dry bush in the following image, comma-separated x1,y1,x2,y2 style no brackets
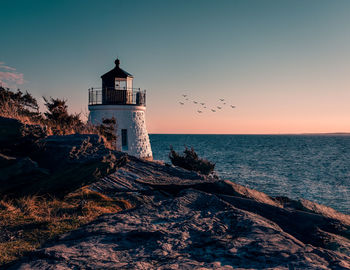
0,87,92,136
79,118,119,150
0,87,43,125
169,146,215,175
96,118,118,150
43,97,84,135
0,88,119,148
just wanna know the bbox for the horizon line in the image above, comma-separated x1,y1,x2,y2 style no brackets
149,132,350,136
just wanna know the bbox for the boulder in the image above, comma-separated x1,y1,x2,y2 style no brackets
0,154,49,195
31,134,113,171
0,117,23,147
0,133,127,198
0,117,47,156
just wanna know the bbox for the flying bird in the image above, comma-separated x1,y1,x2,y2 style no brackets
219,99,225,102
179,102,184,105
217,106,222,109
211,109,216,112
230,105,236,108
197,110,203,113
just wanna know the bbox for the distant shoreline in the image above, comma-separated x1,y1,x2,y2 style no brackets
149,133,350,136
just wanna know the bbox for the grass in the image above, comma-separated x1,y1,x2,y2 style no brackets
0,187,133,266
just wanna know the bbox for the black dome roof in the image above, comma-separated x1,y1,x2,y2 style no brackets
101,58,133,79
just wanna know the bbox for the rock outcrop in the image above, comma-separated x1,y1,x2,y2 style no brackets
0,117,47,156
0,117,127,197
1,116,349,269
6,154,350,269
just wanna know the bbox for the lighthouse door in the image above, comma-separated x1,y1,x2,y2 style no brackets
121,129,128,151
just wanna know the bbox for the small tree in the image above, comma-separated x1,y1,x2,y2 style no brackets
169,146,215,175
43,97,83,135
0,87,42,122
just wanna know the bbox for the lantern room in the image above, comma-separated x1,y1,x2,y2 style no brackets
101,58,133,90
88,58,146,106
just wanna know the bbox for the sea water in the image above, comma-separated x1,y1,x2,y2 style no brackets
150,134,350,214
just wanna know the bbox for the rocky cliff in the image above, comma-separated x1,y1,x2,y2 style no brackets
1,117,350,269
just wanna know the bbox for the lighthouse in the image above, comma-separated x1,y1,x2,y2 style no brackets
88,58,153,160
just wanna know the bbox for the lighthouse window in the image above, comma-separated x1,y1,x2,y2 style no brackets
122,129,128,150
115,79,126,90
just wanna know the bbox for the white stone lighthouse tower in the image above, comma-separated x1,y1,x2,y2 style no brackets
88,58,152,160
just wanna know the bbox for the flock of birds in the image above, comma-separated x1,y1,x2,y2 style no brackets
178,94,236,114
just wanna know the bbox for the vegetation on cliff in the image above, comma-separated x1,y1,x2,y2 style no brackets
0,87,41,123
169,145,215,175
0,87,117,149
0,87,125,265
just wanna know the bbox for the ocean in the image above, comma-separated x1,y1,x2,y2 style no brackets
149,134,350,215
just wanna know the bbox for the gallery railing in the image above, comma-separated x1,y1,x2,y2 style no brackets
88,87,146,106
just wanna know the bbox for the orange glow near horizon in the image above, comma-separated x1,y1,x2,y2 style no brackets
144,77,350,134
147,115,350,135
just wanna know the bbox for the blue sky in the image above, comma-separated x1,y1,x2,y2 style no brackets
1,0,350,133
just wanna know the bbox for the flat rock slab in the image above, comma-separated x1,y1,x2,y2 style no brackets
91,157,213,195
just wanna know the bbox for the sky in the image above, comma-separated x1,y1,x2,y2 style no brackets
1,0,350,134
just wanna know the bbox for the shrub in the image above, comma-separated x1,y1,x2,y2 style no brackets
169,146,215,175
0,87,43,123
0,88,119,148
43,97,84,135
96,117,118,150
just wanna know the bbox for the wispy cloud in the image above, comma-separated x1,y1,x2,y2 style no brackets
0,62,17,71
0,61,25,88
